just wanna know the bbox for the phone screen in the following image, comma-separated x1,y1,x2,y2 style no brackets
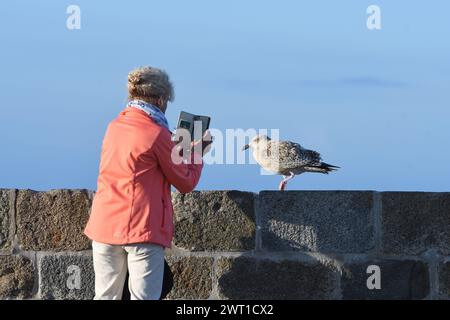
179,120,191,130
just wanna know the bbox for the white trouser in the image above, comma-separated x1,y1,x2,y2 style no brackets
92,240,165,300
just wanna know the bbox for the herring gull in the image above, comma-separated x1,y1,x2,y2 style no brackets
242,135,339,190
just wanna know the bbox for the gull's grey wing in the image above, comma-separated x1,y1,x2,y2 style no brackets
267,140,322,170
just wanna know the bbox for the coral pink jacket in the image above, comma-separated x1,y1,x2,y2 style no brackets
84,107,203,248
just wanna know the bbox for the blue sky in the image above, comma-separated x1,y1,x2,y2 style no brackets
0,0,449,192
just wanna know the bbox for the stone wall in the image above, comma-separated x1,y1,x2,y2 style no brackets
1,189,450,300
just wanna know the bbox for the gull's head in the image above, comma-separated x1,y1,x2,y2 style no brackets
242,135,271,151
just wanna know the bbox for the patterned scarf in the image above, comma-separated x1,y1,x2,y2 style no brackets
126,99,170,131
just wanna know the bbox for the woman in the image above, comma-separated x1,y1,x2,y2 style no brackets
84,66,209,300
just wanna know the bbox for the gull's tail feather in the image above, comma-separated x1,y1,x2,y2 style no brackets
304,162,340,174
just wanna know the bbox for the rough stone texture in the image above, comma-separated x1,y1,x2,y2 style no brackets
165,255,213,299
0,255,34,299
0,189,12,250
39,253,94,300
2,189,450,300
216,257,339,299
172,191,255,251
438,261,450,299
382,192,450,255
259,191,374,253
16,189,92,251
342,259,429,300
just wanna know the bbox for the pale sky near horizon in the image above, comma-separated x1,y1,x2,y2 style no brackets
0,0,449,192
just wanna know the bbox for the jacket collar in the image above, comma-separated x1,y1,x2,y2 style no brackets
119,107,173,134
120,106,148,117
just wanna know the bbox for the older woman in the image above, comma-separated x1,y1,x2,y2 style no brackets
84,66,209,300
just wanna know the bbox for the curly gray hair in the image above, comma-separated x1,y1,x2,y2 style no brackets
127,66,175,102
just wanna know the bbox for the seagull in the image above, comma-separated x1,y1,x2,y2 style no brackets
242,135,339,190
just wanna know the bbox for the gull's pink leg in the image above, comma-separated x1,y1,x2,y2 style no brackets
278,172,295,191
